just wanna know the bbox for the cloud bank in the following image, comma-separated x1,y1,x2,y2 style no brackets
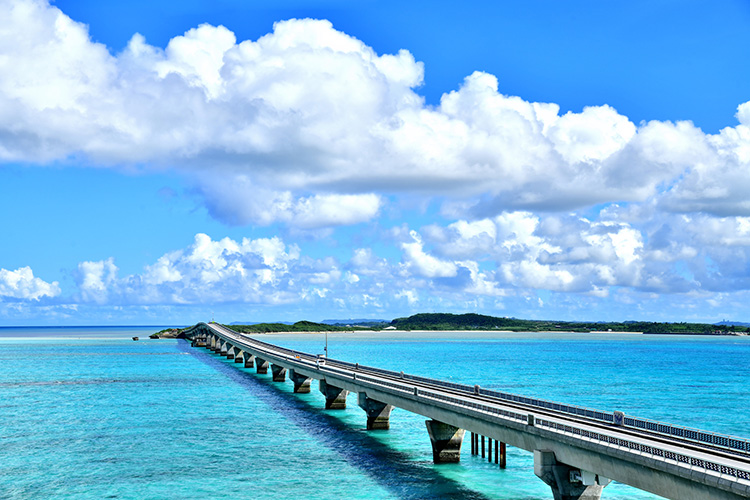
3,0,750,323
1,0,749,229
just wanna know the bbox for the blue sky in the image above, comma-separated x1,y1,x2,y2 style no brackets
1,0,750,325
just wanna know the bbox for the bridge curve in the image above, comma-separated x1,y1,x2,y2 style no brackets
185,322,750,500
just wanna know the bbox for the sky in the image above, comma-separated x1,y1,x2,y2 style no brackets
1,0,750,326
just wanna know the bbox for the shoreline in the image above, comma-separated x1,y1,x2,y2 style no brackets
244,329,747,336
245,329,647,335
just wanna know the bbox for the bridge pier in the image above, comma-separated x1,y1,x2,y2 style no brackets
225,345,236,360
534,450,609,500
319,379,348,409
255,357,269,374
244,354,255,368
219,340,228,356
270,364,287,382
425,419,465,463
358,394,394,430
289,369,312,393
234,349,245,363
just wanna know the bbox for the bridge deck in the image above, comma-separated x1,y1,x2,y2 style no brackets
189,322,750,500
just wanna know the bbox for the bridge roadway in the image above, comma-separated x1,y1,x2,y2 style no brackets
185,322,750,500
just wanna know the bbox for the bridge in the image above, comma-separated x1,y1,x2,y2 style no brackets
185,322,750,500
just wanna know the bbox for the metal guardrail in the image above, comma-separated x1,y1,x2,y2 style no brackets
198,324,750,465
537,418,750,482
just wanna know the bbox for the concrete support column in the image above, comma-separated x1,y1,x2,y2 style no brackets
270,363,287,382
357,394,394,430
244,355,255,368
319,379,348,409
225,345,235,360
255,357,269,374
498,441,506,468
534,450,609,500
289,370,312,393
234,350,245,364
425,419,465,463
219,340,228,356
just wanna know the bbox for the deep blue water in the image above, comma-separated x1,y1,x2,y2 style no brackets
1,328,748,499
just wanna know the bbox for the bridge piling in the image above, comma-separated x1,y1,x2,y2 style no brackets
357,394,394,430
534,450,609,500
498,441,506,468
319,379,348,409
234,349,244,363
255,357,269,374
270,363,287,382
289,370,312,393
425,420,465,463
244,354,255,368
225,345,235,360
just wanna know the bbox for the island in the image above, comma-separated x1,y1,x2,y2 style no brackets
150,313,750,338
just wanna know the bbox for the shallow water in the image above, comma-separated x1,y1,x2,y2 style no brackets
1,328,748,499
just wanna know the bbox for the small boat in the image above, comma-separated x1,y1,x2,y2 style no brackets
132,336,139,341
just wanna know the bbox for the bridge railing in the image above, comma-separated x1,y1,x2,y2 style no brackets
208,324,750,456
536,418,750,482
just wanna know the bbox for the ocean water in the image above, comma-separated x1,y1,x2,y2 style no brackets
1,327,749,500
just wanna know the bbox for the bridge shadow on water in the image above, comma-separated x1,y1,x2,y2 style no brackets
178,340,510,500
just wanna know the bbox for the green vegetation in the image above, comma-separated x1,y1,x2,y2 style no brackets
227,320,377,333
389,313,750,335
157,314,750,337
150,327,188,339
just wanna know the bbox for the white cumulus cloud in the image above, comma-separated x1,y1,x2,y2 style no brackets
2,0,750,229
0,266,60,300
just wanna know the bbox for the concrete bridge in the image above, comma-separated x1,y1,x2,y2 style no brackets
185,322,750,500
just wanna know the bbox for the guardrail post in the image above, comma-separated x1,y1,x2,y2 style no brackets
614,411,624,426
425,420,465,463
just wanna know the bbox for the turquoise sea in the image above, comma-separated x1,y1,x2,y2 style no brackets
1,327,749,499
